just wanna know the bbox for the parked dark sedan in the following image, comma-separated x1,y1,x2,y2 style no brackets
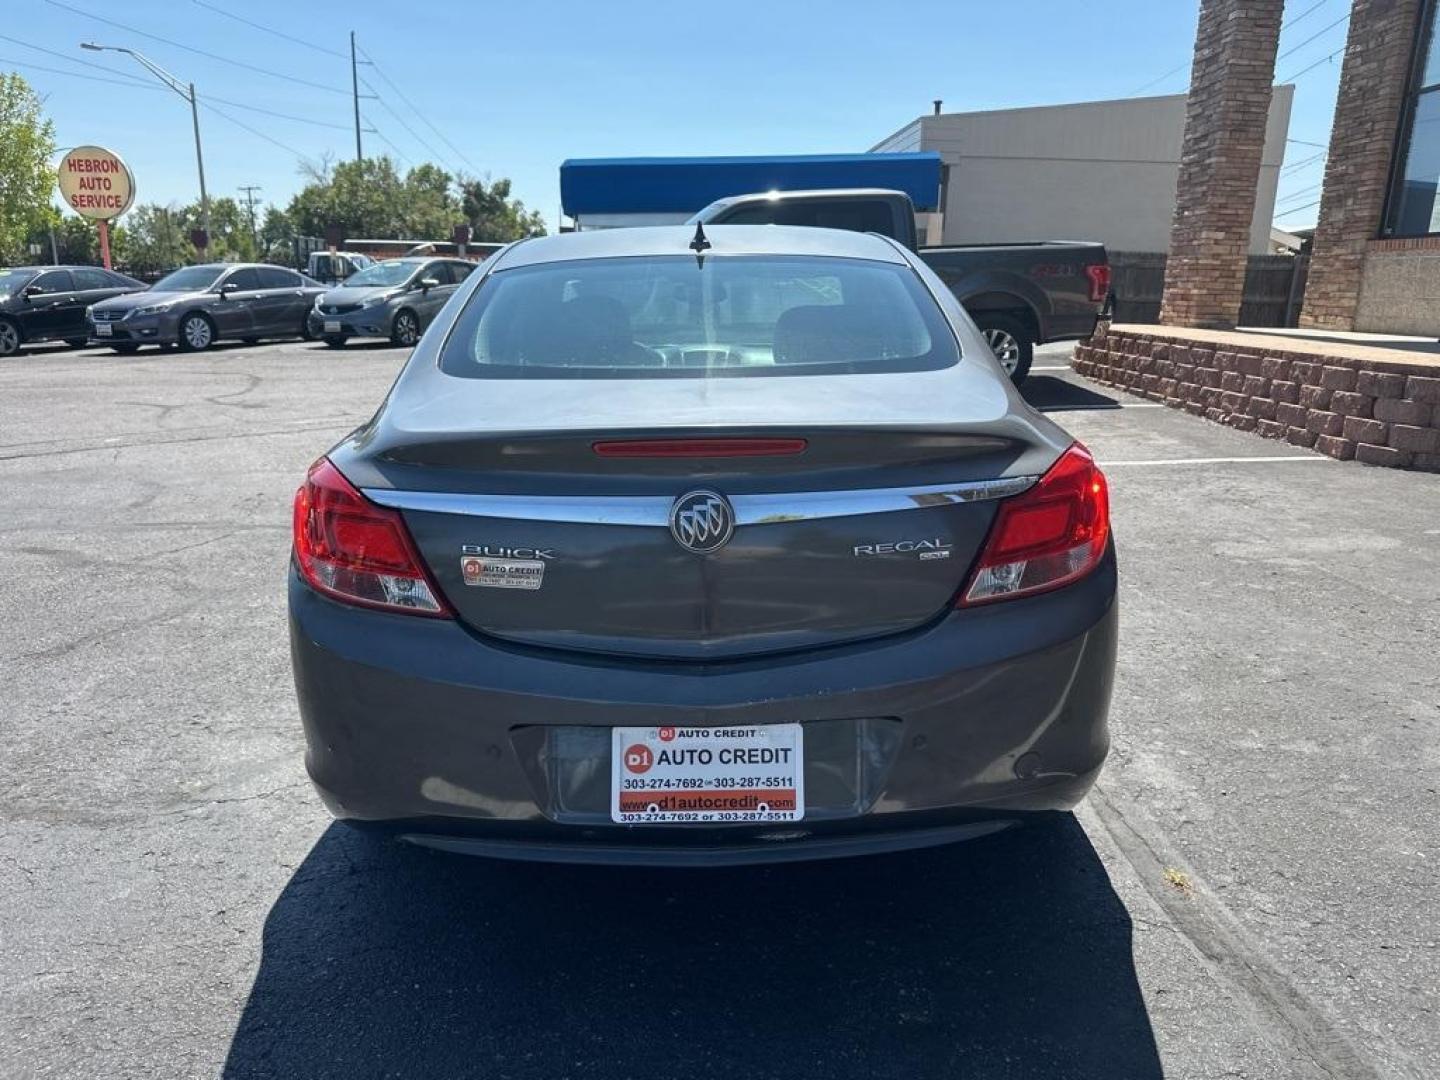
0,265,146,357
289,225,1117,866
87,263,326,353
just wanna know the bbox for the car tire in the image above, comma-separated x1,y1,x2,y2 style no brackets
110,343,141,355
65,338,89,349
0,317,22,358
300,317,318,342
974,314,1034,385
177,313,216,352
323,335,348,349
390,309,420,348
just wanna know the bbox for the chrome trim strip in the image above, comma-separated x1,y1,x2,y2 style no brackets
363,477,1036,527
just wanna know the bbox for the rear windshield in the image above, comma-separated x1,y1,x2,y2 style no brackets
438,255,958,379
153,266,223,292
344,260,415,287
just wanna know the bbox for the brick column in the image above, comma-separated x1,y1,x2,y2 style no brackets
1160,0,1284,329
1300,0,1423,330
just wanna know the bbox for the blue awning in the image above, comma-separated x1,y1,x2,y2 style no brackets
560,152,942,216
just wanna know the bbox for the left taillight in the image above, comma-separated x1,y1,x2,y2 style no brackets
959,443,1110,606
292,457,450,617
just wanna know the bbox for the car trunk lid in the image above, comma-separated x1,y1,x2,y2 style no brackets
342,370,1058,660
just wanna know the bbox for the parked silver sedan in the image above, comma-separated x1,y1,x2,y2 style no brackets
289,225,1117,866
87,263,326,353
309,257,477,348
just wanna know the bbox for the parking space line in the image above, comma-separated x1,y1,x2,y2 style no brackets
1041,402,1166,411
1032,365,1072,371
1102,455,1330,467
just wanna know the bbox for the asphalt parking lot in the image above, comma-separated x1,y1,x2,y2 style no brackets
2,337,1436,1080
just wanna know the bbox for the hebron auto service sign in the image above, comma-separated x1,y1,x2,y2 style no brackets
57,146,135,220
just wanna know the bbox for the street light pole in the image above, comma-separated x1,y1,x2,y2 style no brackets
188,82,211,249
80,43,211,251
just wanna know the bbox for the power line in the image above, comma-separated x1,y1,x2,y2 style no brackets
1128,0,1333,98
200,99,309,160
1275,11,1350,63
1280,0,1333,33
0,44,358,133
1279,47,1345,84
1275,184,1323,207
1275,198,1321,218
361,78,453,168
1127,62,1189,98
363,118,413,168
1286,137,1328,148
0,54,166,91
189,0,348,60
203,94,356,132
1276,181,1322,199
44,0,351,96
0,31,154,86
357,46,479,173
2,37,357,136
1282,149,1327,172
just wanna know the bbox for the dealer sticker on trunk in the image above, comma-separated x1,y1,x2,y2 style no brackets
610,724,804,824
460,555,545,590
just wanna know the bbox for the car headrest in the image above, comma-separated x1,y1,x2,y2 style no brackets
515,294,635,364
772,304,877,365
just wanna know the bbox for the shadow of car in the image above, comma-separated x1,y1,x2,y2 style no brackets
221,817,1160,1080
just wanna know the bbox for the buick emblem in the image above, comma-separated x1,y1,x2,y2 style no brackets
669,490,734,554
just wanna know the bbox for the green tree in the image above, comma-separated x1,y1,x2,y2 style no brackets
259,205,297,266
119,203,190,276
0,72,57,263
289,156,408,239
459,176,546,242
285,156,527,243
401,162,460,238
25,208,118,265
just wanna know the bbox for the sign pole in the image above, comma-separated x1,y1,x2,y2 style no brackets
98,219,112,270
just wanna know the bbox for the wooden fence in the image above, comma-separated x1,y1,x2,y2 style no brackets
1109,252,1310,327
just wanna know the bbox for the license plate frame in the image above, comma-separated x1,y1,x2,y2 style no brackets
95,323,112,337
323,320,341,334
610,724,804,824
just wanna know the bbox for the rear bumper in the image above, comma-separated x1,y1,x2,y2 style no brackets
289,547,1117,865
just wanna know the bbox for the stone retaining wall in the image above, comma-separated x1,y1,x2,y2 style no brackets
1071,324,1440,471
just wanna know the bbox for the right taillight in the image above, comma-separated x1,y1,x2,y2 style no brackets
292,457,450,617
1085,264,1111,304
959,443,1110,606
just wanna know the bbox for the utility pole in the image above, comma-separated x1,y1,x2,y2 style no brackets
351,31,362,162
82,44,210,252
238,185,262,255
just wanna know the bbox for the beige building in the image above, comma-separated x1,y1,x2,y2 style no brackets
873,90,1294,255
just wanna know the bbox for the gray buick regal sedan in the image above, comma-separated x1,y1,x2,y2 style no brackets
288,224,1117,866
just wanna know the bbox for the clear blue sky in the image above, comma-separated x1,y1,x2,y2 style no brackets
9,0,1347,232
